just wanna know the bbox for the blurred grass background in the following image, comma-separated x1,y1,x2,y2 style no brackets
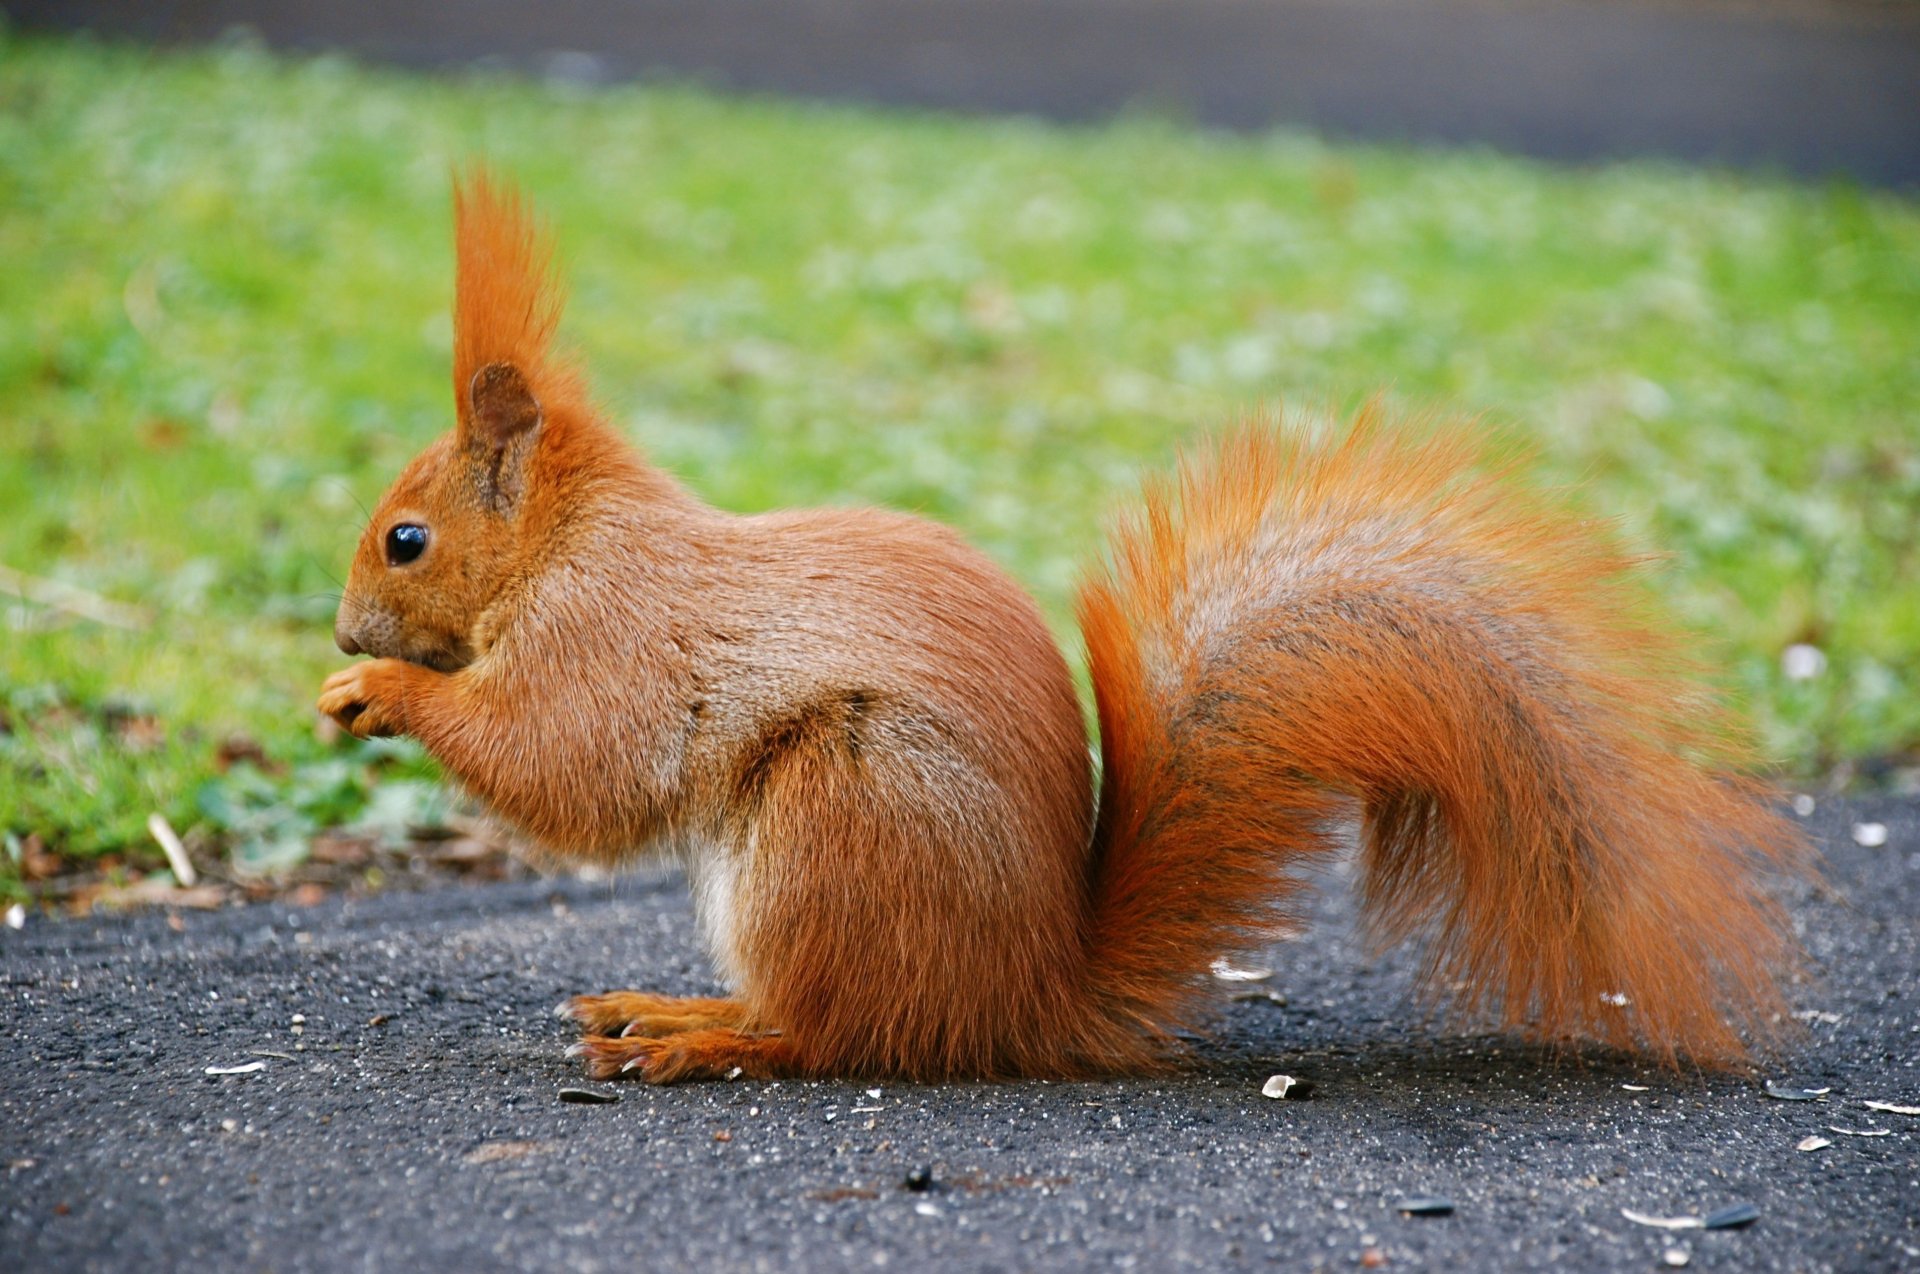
2,34,1917,897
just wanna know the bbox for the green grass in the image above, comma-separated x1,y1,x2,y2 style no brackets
3,34,1918,895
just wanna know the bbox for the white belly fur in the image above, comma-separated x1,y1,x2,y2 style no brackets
684,840,747,990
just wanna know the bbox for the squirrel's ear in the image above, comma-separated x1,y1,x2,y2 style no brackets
466,361,543,511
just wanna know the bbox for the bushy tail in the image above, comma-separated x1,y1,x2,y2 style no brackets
1075,409,1806,1066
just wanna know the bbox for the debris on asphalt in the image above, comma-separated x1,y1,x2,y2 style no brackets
1795,1136,1831,1152
807,1186,881,1203
1231,989,1289,1005
463,1140,555,1165
203,1061,266,1076
1763,1081,1831,1101
1621,1084,1650,1092
1623,1201,1760,1231
1703,1202,1761,1230
1210,958,1272,982
1663,1249,1690,1267
1827,1125,1891,1137
913,1201,942,1217
1392,1196,1455,1216
1790,794,1816,816
1850,822,1889,848
1261,1074,1312,1099
5,903,24,930
1861,1100,1920,1116
1795,1009,1843,1025
904,1167,934,1192
557,1087,619,1104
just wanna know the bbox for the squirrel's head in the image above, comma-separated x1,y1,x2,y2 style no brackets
334,170,583,671
334,362,547,669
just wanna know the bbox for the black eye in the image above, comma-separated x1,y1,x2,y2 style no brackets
385,523,428,566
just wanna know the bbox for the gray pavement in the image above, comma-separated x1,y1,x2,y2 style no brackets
3,795,1916,1272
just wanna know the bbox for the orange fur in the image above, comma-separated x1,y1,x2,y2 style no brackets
1078,420,1807,1066
451,172,586,426
321,174,1807,1083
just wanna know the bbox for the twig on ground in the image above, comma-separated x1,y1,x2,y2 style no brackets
147,813,197,887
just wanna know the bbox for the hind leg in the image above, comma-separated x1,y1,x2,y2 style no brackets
558,991,751,1038
570,1027,801,1082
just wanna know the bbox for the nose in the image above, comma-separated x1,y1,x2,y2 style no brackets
335,624,362,656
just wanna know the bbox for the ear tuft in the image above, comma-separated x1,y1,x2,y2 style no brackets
469,362,542,449
452,169,577,436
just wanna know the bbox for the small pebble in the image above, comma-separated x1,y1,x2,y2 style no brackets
1790,794,1816,817
913,1201,941,1218
1796,1136,1831,1152
1392,1196,1454,1216
1763,1081,1830,1102
557,1087,619,1105
4,904,24,931
1702,1202,1760,1231
903,1167,933,1192
1663,1248,1690,1267
1261,1074,1313,1100
1851,822,1888,848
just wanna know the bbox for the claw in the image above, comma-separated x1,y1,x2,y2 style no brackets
554,998,579,1020
620,1057,644,1073
564,1041,588,1058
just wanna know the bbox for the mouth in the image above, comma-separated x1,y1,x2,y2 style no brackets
414,647,470,674
342,629,470,674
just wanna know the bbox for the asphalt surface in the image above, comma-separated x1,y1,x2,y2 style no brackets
3,796,1916,1273
11,0,1920,186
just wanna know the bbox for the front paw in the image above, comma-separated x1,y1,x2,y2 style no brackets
317,659,419,738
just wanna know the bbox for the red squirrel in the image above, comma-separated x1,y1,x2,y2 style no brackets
319,172,1806,1084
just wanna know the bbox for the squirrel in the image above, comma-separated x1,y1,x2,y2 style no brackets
319,172,1807,1084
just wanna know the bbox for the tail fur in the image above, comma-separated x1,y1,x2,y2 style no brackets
1076,409,1806,1066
